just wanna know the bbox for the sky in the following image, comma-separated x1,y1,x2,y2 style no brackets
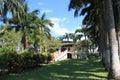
28,0,84,37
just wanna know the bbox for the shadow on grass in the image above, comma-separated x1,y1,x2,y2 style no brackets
0,57,107,80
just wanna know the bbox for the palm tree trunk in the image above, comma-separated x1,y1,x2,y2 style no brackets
118,32,120,54
21,32,28,50
104,0,120,79
98,0,110,71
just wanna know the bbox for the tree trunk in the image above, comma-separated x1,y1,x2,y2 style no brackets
99,0,110,71
99,22,110,71
117,32,120,55
104,0,120,79
21,32,28,50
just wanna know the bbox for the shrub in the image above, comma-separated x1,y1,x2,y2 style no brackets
0,52,10,69
7,51,23,72
47,54,54,62
33,53,43,65
48,53,55,62
40,52,53,63
21,51,35,69
0,46,23,73
40,52,49,63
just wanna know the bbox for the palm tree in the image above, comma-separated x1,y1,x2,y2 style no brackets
104,0,120,79
8,9,40,50
75,26,87,39
63,33,74,41
57,36,64,41
73,34,82,42
69,0,111,71
39,13,54,32
0,0,26,22
36,13,54,52
75,26,89,51
0,0,26,50
68,0,120,78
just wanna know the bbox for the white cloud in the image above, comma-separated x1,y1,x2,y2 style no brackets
49,17,69,36
50,17,67,23
38,2,44,6
41,9,53,14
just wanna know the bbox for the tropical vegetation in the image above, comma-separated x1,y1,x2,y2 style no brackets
68,0,120,79
0,0,61,74
0,0,120,80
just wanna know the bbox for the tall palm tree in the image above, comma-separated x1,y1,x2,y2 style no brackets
36,13,54,52
75,26,87,40
75,26,89,53
8,9,40,50
73,34,82,43
63,33,76,41
39,13,54,33
68,0,120,79
104,0,120,79
0,0,26,50
0,0,26,22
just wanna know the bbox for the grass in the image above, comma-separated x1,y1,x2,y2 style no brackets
0,57,107,80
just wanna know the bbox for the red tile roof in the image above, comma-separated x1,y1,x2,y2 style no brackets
62,41,74,45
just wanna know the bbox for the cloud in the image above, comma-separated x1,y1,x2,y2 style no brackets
38,2,44,6
41,8,53,14
50,17,67,23
49,17,70,36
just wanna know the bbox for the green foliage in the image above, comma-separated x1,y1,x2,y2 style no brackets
45,37,62,53
0,0,55,74
21,51,37,69
74,40,88,52
0,46,22,72
6,51,23,72
20,51,52,69
0,29,22,49
0,0,26,23
33,53,43,65
40,52,52,63
0,46,53,73
0,46,13,55
47,54,53,62
41,52,49,57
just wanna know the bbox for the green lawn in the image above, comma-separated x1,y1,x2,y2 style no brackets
0,57,107,80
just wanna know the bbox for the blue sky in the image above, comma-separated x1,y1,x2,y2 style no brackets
28,0,84,37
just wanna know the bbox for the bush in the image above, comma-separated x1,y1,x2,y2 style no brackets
0,46,23,73
40,52,53,63
21,51,36,69
0,47,53,74
40,52,49,63
0,53,10,69
47,54,53,62
33,53,43,65
7,51,23,72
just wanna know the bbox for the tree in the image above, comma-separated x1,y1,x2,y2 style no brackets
45,37,62,53
0,26,22,50
69,0,120,79
0,0,26,22
75,26,89,53
68,0,110,70
104,0,120,79
36,13,54,52
75,26,87,40
8,8,40,50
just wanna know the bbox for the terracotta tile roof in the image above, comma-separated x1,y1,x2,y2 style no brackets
62,41,74,45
